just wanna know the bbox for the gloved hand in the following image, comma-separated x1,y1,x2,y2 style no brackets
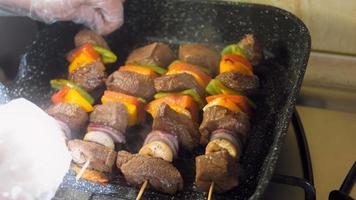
0,0,125,35
30,0,125,35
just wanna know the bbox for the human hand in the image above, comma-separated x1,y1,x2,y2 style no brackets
30,0,125,35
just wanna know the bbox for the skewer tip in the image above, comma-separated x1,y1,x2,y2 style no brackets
208,182,214,200
75,159,90,181
136,180,148,200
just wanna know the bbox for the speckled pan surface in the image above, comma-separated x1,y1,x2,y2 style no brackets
0,0,310,199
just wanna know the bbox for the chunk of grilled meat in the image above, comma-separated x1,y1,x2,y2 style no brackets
90,102,128,133
238,34,263,65
154,73,206,99
199,105,250,145
216,71,259,94
106,70,156,100
117,151,183,194
195,150,239,193
74,29,109,49
179,44,219,75
47,103,88,135
153,103,199,150
68,139,117,173
69,61,107,93
125,42,175,68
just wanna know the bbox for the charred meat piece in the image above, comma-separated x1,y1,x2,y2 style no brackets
69,61,107,92
153,103,199,150
125,42,175,68
90,102,128,133
106,70,156,100
199,105,250,145
74,29,109,49
216,71,259,94
154,73,206,99
179,44,219,75
68,139,117,173
47,103,88,134
117,151,183,194
195,150,239,193
238,34,263,65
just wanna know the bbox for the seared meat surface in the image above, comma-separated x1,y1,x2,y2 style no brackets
68,139,117,173
69,61,107,92
216,71,259,94
195,150,239,193
47,103,88,134
106,70,156,100
179,44,219,75
117,151,183,194
90,102,128,133
199,105,250,145
153,103,199,150
74,29,109,49
238,34,263,65
125,42,175,68
154,73,206,99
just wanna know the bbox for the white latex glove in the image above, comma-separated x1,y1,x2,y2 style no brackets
0,98,71,200
0,0,125,35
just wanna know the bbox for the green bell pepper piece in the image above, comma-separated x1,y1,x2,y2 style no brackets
221,44,247,57
141,64,167,75
154,89,205,109
93,45,117,64
50,79,94,105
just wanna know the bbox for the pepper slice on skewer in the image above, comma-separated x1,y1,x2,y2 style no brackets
154,89,205,109
50,79,95,105
220,54,253,75
51,86,94,112
119,65,159,79
68,44,101,74
92,45,117,64
146,94,199,122
206,94,250,115
167,61,212,88
101,90,143,126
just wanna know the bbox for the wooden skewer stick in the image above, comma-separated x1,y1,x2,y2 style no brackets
136,180,148,200
208,182,214,200
75,159,90,181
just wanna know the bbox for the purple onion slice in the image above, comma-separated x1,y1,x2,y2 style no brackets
88,123,126,144
144,130,179,159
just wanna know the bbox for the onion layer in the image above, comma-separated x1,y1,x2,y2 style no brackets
144,130,179,159
87,123,126,144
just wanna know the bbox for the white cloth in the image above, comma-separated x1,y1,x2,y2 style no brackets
0,98,71,200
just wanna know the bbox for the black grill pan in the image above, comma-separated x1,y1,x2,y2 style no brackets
0,0,310,199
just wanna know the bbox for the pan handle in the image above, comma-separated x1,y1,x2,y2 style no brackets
271,174,316,200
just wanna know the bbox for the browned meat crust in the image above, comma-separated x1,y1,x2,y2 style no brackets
199,105,250,145
153,103,199,150
68,139,117,173
179,43,220,76
238,34,263,65
154,73,206,99
47,103,88,134
195,150,239,193
216,71,259,94
117,151,183,194
125,42,175,68
74,30,110,49
69,61,107,92
106,70,156,100
90,102,128,133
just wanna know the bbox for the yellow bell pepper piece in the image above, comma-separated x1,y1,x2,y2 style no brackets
68,53,99,74
102,95,138,126
64,89,94,112
203,97,242,113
